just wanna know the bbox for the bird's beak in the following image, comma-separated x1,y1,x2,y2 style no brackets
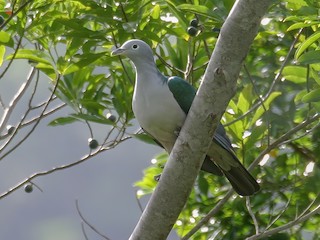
111,47,126,56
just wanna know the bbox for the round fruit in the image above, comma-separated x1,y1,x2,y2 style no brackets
187,26,198,37
24,184,33,193
88,138,99,149
106,113,116,122
190,18,198,28
6,125,15,135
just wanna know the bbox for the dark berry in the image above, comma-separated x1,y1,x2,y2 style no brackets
6,125,15,135
190,18,198,28
106,113,116,122
24,184,33,193
187,26,198,37
88,138,99,149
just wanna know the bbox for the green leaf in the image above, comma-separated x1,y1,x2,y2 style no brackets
197,172,209,195
0,45,5,67
244,124,267,149
285,0,308,10
6,49,52,65
287,22,318,31
131,132,159,146
151,4,160,19
63,64,80,75
282,66,307,84
237,85,252,114
165,0,188,30
122,21,138,33
71,113,115,125
295,32,320,59
177,4,220,20
251,92,282,124
0,31,12,45
48,116,79,126
297,50,320,65
302,88,320,103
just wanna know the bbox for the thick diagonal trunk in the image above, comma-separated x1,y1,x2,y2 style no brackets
129,0,273,239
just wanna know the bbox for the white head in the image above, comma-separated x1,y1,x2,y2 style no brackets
111,39,155,65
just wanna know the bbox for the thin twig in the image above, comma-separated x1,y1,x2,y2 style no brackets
81,222,90,240
0,102,66,140
154,52,185,75
296,193,320,220
111,31,134,84
0,0,33,31
22,103,66,127
265,190,294,230
75,200,111,240
0,73,61,160
246,197,259,234
184,38,194,80
181,190,234,240
135,190,144,213
0,67,36,134
0,96,5,108
248,113,320,171
246,203,320,240
225,28,303,127
0,135,129,199
0,28,25,79
244,64,271,146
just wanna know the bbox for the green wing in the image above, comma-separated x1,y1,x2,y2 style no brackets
168,76,260,195
167,76,196,115
168,76,233,151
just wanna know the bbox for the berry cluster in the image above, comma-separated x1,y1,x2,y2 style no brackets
187,18,199,37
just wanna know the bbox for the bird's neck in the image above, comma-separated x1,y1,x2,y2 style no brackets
134,61,166,88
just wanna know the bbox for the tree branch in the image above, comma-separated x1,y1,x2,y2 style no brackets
129,0,272,239
181,114,320,239
246,202,320,240
0,134,130,199
0,67,36,133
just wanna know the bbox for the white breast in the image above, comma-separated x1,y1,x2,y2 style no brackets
132,75,186,153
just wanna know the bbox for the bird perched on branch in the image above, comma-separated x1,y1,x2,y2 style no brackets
112,39,259,196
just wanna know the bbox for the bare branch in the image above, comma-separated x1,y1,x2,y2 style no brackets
81,223,90,240
76,200,111,240
135,190,144,213
0,73,61,160
246,197,259,234
265,191,293,230
0,67,36,134
248,113,320,171
181,190,234,240
246,202,320,240
0,28,25,79
0,0,33,31
0,135,130,199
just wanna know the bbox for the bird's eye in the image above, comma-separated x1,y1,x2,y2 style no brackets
132,44,138,49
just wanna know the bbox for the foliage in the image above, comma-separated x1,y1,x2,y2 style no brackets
0,0,320,239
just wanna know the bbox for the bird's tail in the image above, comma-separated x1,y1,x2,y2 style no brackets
206,144,260,196
220,163,260,196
